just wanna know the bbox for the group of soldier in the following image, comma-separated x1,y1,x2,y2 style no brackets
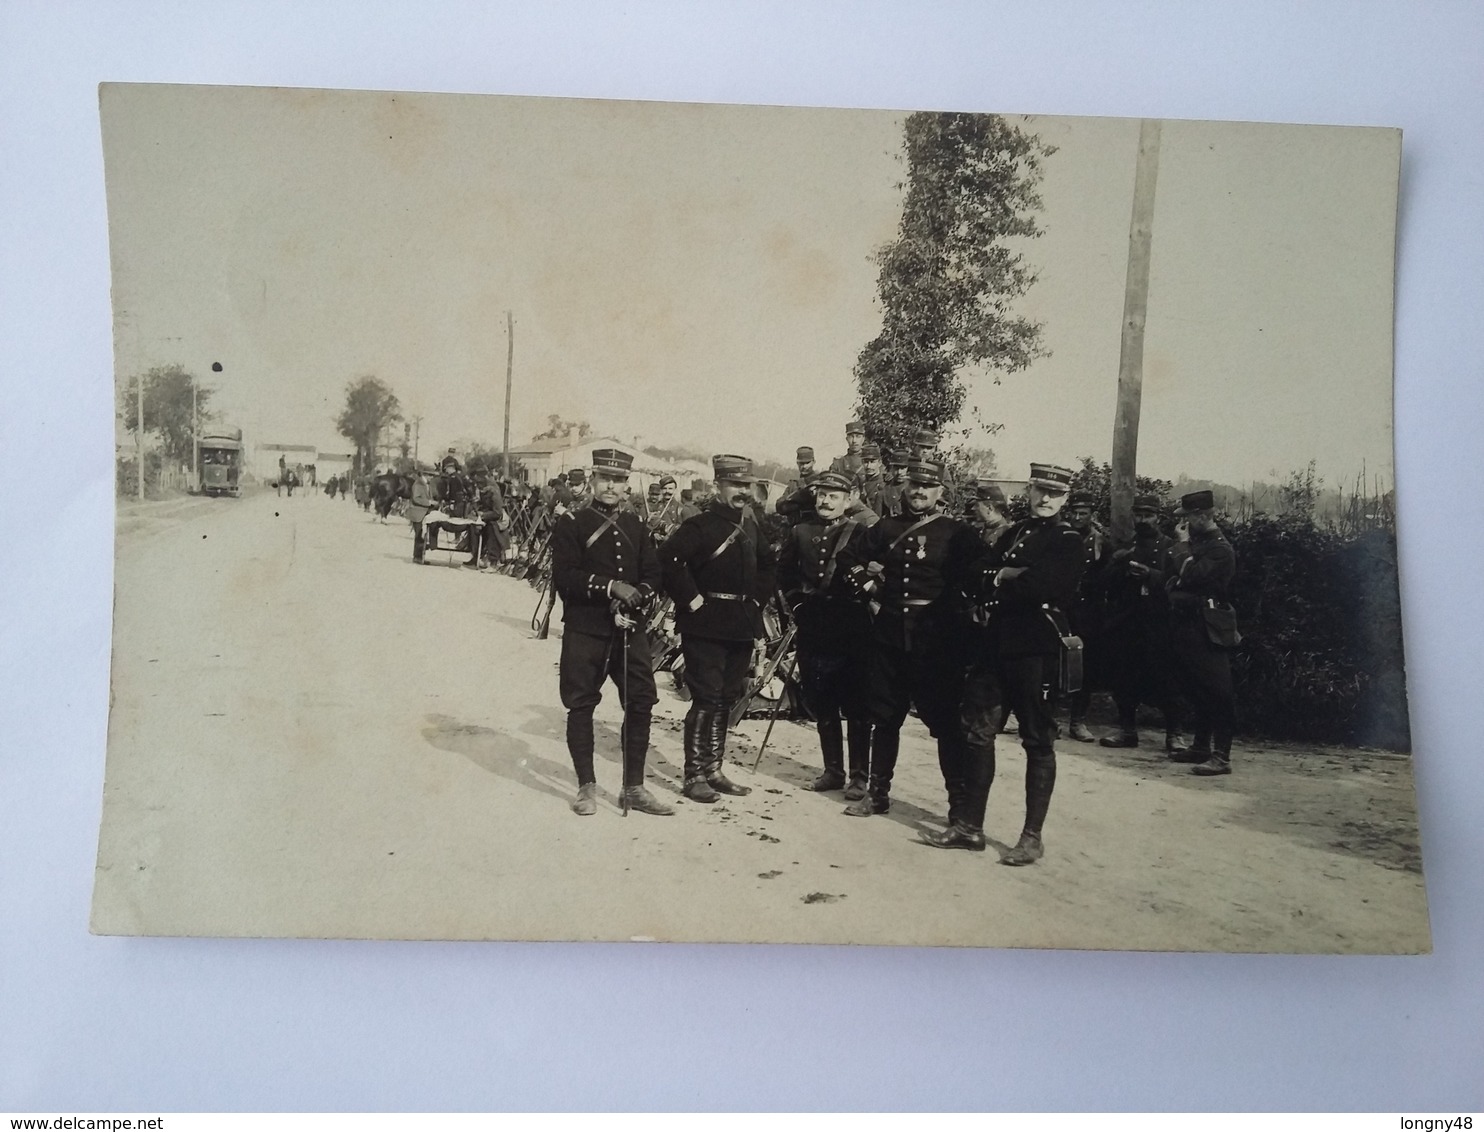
535,417,1240,867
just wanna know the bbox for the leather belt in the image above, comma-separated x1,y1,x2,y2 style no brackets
891,598,934,608
705,591,751,601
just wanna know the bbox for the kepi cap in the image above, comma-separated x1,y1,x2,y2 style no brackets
1176,490,1215,514
795,446,815,463
1027,463,1074,492
590,448,633,474
711,453,757,483
886,448,910,467
859,443,881,460
905,458,944,486
1133,492,1162,512
975,478,1007,505
809,470,853,493
1068,490,1096,508
910,427,939,449
845,420,866,436
567,467,587,484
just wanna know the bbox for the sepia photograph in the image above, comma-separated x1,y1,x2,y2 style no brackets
94,82,1423,952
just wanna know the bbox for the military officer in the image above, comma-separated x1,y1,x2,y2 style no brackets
549,448,673,816
1165,490,1240,776
830,421,867,479
965,479,1010,543
1099,493,1184,751
933,463,1086,863
778,470,874,800
676,489,702,522
659,454,778,802
856,443,888,517
838,457,987,817
1063,489,1110,742
881,449,909,517
776,446,819,526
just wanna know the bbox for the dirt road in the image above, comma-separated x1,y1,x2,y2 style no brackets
93,490,1430,952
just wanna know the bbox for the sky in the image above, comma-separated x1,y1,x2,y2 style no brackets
102,84,1399,489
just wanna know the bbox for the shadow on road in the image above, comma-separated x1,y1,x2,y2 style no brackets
420,712,573,806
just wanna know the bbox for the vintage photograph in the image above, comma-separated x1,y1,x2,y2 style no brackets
94,83,1424,951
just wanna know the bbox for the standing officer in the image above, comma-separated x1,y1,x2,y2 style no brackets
933,463,1085,862
1100,493,1183,751
659,455,777,802
830,422,867,479
549,448,673,817
778,470,873,800
1165,490,1239,775
776,446,819,526
856,443,888,517
839,457,986,817
1063,490,1109,742
881,450,909,517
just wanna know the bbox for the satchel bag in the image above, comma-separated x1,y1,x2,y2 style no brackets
1201,598,1243,649
1043,608,1085,695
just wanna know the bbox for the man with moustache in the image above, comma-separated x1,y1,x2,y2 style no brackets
778,470,874,800
549,449,673,817
839,457,987,818
1099,493,1184,751
659,455,778,803
931,463,1086,863
1063,489,1110,742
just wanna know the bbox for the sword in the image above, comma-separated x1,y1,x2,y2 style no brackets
751,645,799,773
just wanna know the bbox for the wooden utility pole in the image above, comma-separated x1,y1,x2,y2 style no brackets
502,311,514,479
1110,119,1162,544
136,374,145,500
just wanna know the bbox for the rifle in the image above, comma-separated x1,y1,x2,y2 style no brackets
729,622,797,730
751,645,800,772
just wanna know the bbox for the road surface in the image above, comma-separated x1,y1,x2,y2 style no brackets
93,488,1430,952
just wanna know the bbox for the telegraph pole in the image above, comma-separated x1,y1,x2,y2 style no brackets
502,310,514,479
1110,119,1162,544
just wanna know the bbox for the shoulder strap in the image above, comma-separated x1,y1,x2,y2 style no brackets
582,509,636,551
818,518,858,591
885,512,942,555
707,520,747,562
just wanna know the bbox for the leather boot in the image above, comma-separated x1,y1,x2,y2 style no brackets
812,717,847,791
1023,750,1056,841
620,785,676,814
571,782,598,817
706,711,750,796
1000,832,1044,866
1168,728,1213,763
1193,729,1233,776
844,774,890,816
682,709,719,803
566,707,597,787
844,719,870,800
845,727,899,815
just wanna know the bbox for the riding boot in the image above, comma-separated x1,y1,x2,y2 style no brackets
706,710,750,796
846,725,899,815
621,711,677,814
1023,749,1057,837
812,717,847,791
682,708,718,803
844,719,871,800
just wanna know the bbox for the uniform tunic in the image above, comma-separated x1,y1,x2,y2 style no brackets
778,514,871,722
1102,527,1180,718
660,499,778,710
1168,526,1239,744
550,500,662,712
840,508,986,735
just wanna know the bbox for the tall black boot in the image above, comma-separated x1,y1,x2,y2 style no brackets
844,719,871,800
620,708,674,814
812,717,847,791
706,710,750,796
923,740,991,850
682,707,718,803
846,726,898,815
567,707,598,816
1003,749,1056,866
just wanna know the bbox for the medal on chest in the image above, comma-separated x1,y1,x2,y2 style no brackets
915,535,927,560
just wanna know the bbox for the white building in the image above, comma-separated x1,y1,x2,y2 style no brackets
507,435,712,495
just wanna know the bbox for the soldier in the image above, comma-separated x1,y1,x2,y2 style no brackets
1099,493,1184,751
839,457,987,818
474,470,507,570
881,449,909,517
830,422,867,479
549,448,673,817
775,446,819,526
676,489,701,522
965,479,1009,543
1063,489,1110,742
778,470,873,799
659,454,777,802
856,443,889,518
930,463,1085,862
1165,490,1240,776
907,427,939,463
566,467,590,509
642,482,664,525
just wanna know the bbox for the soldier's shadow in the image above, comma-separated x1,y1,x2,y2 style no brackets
421,712,574,807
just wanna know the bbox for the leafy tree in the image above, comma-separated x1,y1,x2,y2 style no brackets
120,364,210,465
854,112,1054,451
531,414,592,442
336,377,401,476
1069,456,1174,522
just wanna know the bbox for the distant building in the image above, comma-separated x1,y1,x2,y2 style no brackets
506,435,710,494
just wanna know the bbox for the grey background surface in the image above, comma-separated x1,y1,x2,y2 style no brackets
2,0,1480,1111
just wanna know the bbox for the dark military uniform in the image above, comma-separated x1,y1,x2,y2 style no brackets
839,480,987,814
952,465,1086,860
660,461,777,800
1064,519,1111,736
550,486,664,800
775,448,819,527
778,497,873,795
1100,522,1182,747
1167,517,1239,771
